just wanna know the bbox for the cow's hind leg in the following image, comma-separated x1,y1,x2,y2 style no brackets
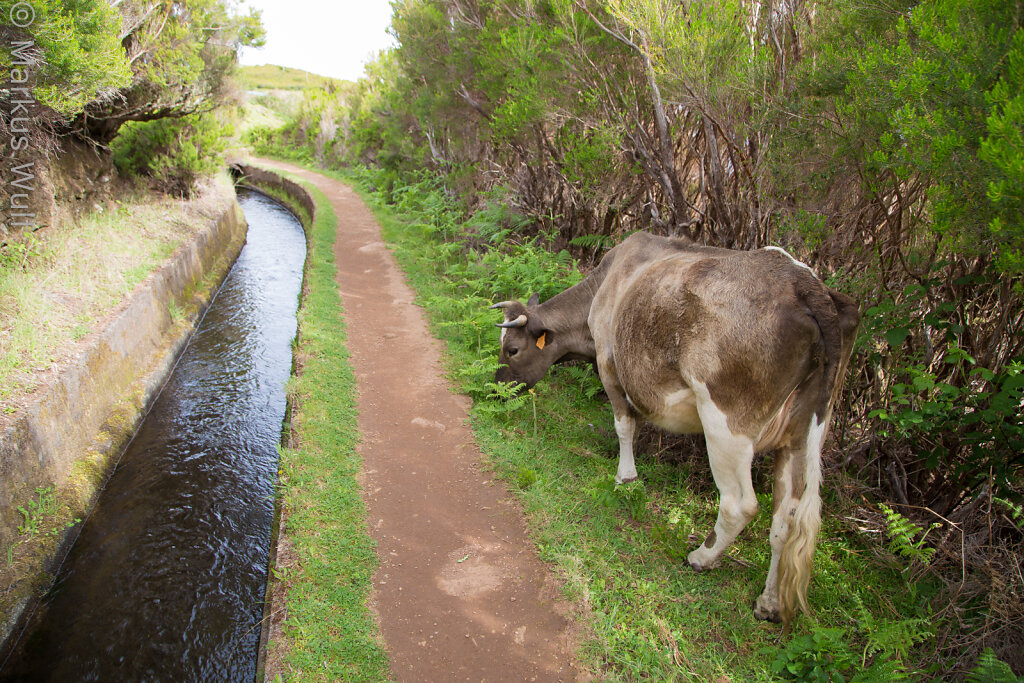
687,383,758,571
754,446,800,623
754,409,825,623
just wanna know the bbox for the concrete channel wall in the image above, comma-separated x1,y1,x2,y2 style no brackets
0,181,248,648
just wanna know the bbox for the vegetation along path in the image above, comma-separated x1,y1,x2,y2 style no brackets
260,160,578,681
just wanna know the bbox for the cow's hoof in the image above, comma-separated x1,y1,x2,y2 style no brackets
615,475,638,485
686,549,719,572
753,599,782,623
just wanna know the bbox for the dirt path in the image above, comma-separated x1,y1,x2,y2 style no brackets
259,160,578,682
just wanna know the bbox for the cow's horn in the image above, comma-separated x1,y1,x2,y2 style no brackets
489,301,515,310
496,314,528,328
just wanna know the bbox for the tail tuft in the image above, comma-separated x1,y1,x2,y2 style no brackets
777,416,825,630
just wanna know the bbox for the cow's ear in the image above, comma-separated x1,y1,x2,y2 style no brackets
527,292,540,307
535,330,549,350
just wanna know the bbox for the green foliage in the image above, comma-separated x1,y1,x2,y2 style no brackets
792,0,1024,275
560,363,605,399
994,497,1024,531
587,474,648,522
770,611,928,683
650,507,692,560
861,276,1024,504
777,211,831,251
967,648,1024,683
851,594,932,664
17,486,56,536
0,0,131,115
515,465,539,490
771,626,857,682
0,233,46,272
877,504,938,567
478,380,529,420
112,114,230,196
2,0,264,138
980,29,1024,274
16,485,75,537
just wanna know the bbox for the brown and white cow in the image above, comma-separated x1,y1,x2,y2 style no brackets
491,232,859,626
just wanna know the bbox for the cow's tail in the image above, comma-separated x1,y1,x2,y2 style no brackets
779,283,859,628
778,422,823,629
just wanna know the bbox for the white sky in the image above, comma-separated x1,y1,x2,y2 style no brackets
238,0,397,82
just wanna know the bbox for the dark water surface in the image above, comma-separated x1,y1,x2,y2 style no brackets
0,190,305,681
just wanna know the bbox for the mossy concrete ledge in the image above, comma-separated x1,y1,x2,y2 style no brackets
0,179,248,648
230,162,315,220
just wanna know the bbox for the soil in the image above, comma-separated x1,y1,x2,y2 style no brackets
258,160,580,682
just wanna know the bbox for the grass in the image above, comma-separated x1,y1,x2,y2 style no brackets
330,166,945,681
245,169,390,681
236,99,289,135
238,65,350,91
0,173,235,412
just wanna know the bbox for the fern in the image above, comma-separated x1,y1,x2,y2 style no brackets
879,504,938,566
568,233,615,249
851,594,932,664
560,364,605,399
967,649,1022,682
475,381,530,423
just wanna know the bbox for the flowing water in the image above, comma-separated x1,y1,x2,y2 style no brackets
0,189,306,681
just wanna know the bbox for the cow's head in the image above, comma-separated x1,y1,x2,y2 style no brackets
491,293,556,390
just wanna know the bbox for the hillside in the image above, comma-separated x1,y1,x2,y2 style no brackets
238,64,349,91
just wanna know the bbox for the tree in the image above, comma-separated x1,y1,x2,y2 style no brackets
74,0,265,143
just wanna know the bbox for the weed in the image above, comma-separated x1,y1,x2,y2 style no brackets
770,625,856,681
168,300,183,323
850,594,932,666
0,234,47,271
586,474,648,522
515,466,538,490
17,486,59,536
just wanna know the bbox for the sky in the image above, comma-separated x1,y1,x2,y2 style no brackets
238,0,398,82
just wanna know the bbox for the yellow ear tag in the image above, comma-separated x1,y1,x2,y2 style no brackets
536,333,546,350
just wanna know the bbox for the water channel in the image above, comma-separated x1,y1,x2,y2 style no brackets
0,189,306,681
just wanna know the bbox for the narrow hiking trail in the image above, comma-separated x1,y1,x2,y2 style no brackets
259,160,578,682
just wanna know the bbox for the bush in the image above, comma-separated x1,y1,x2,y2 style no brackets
112,114,230,197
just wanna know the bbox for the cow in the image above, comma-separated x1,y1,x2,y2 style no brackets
490,232,859,627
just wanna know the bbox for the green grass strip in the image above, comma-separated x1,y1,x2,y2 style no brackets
257,174,390,682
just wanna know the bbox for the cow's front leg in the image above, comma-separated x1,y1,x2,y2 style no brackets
613,409,638,484
687,381,758,571
597,355,639,484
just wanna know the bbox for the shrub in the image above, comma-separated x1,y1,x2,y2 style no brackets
112,114,230,197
